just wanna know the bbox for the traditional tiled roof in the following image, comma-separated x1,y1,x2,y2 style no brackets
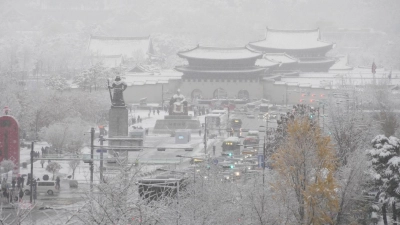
88,36,154,58
177,45,262,60
129,64,160,73
297,57,336,72
263,53,298,64
248,28,333,51
123,69,183,86
175,66,266,74
255,57,279,67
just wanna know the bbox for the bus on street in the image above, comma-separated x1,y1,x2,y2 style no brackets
222,137,241,155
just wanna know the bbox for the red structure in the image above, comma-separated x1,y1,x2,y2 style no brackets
0,115,20,174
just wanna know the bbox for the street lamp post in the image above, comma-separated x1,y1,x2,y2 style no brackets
99,135,105,183
90,127,94,191
204,117,207,155
30,141,34,203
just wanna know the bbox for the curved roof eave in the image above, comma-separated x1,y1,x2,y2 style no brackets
90,35,150,40
298,59,336,64
266,27,320,33
175,66,266,74
177,45,263,60
248,43,334,51
178,55,262,60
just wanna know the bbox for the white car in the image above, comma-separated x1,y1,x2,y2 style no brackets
24,181,59,195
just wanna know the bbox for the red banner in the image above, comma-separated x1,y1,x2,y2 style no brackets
0,116,20,174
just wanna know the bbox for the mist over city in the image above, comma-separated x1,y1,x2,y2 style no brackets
0,0,399,224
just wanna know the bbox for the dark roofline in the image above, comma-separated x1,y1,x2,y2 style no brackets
248,27,334,46
247,44,334,52
263,53,299,61
177,45,262,60
175,66,266,74
90,35,150,41
178,44,262,54
266,27,320,33
91,55,122,58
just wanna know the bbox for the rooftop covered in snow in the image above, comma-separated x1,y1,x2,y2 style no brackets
248,28,334,56
177,45,262,60
88,35,154,58
329,55,354,71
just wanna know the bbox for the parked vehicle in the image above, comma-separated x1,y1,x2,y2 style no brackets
25,181,59,195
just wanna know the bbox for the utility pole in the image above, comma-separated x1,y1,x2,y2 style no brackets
204,117,207,155
99,135,105,183
30,142,34,203
263,137,266,186
90,127,94,190
322,104,325,132
161,84,164,111
227,106,230,133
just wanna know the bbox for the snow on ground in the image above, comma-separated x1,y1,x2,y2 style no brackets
18,109,205,185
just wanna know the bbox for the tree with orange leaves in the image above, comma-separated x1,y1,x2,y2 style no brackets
271,117,338,225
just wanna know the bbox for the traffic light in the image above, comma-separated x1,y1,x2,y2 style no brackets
230,165,234,169
228,152,232,157
309,114,314,119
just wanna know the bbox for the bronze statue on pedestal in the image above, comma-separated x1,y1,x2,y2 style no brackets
169,89,188,115
108,76,127,107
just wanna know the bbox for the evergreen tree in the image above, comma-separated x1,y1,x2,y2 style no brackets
367,135,400,224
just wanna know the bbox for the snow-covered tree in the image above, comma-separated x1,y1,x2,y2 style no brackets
73,62,109,91
71,163,167,224
45,74,69,91
39,117,88,154
68,159,80,180
370,80,400,137
46,162,61,180
0,160,15,173
326,93,373,165
367,134,400,224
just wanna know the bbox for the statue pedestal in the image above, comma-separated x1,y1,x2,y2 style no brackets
107,107,142,165
107,137,141,164
153,115,200,134
108,106,128,138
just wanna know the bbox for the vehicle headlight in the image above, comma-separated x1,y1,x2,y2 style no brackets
226,176,230,179
235,172,240,176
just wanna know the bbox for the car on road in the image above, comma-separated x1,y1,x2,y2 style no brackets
246,114,256,119
25,181,59,195
268,111,279,119
219,171,233,182
242,147,258,157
